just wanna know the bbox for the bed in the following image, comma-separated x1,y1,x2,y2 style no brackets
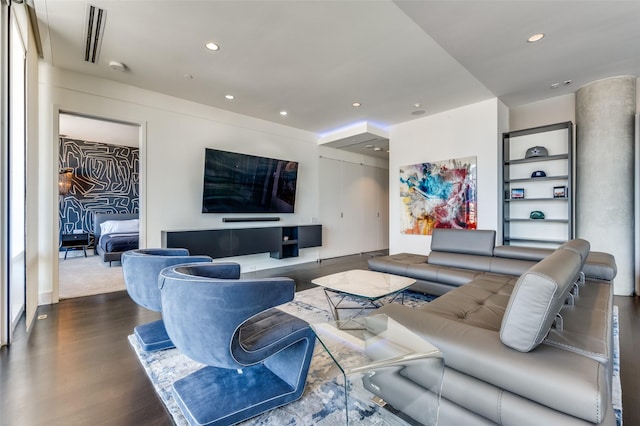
93,213,139,266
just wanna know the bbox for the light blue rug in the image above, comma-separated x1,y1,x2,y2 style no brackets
130,288,622,425
613,305,622,426
129,288,434,425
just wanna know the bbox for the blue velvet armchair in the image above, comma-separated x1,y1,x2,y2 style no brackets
159,262,316,426
121,248,212,352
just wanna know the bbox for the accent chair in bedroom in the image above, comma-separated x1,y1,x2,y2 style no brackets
159,262,316,426
121,248,213,352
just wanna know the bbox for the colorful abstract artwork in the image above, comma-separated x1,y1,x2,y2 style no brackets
400,156,477,235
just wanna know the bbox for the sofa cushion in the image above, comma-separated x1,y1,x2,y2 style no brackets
368,253,427,276
583,251,617,281
427,251,493,273
492,245,551,261
430,229,496,256
487,256,537,276
558,238,590,265
500,248,582,352
545,279,613,365
423,278,514,331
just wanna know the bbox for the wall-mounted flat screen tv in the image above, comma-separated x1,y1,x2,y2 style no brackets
202,148,299,213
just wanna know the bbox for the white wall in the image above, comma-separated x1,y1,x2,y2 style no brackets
509,93,575,131
388,98,506,255
37,65,321,304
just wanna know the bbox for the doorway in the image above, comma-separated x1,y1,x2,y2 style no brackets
57,113,140,299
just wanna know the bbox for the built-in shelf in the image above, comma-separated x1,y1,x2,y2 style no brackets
502,122,573,247
504,237,568,245
505,197,568,202
504,154,568,165
504,219,569,223
506,175,569,183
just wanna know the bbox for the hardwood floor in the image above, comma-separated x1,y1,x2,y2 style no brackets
1,251,638,426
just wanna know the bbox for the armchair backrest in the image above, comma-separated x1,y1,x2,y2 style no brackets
159,263,295,368
122,248,213,311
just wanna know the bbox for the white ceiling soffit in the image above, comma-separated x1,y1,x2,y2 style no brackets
318,122,389,159
59,114,139,147
33,0,493,135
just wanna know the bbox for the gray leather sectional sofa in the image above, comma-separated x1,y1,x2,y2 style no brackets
367,229,617,426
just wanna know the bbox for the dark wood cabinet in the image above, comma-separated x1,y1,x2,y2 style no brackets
162,225,322,259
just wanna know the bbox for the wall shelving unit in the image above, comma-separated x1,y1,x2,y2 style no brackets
502,122,573,248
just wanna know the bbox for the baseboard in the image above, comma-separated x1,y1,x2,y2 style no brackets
38,291,54,306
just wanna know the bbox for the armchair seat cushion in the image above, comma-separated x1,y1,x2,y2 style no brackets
173,364,295,426
236,308,315,365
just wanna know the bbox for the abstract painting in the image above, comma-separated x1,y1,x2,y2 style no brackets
400,156,477,235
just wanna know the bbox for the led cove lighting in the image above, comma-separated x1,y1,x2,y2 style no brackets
205,42,220,51
527,33,544,43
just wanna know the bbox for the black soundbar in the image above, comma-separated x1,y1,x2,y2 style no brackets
222,217,280,223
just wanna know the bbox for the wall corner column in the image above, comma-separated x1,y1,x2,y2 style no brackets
576,76,636,295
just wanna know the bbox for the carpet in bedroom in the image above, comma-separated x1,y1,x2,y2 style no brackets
58,253,125,299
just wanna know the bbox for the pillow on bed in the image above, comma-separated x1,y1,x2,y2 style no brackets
100,219,139,236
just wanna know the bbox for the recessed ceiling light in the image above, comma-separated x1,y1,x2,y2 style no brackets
411,110,426,116
109,60,126,71
225,94,235,100
527,33,544,43
279,111,288,116
550,82,560,89
352,102,361,107
205,42,220,51
365,144,374,149
373,147,382,152
563,80,572,85
413,103,421,108
183,73,193,79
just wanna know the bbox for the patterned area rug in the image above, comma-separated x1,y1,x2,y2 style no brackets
129,288,434,425
613,305,623,426
130,288,622,425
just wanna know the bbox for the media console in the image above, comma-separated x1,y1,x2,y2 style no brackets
161,225,322,260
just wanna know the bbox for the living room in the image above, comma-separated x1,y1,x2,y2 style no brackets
1,1,639,425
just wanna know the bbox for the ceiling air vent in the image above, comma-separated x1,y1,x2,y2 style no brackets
83,4,107,63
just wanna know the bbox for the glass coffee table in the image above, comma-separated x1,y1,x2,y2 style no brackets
311,314,444,425
311,270,416,323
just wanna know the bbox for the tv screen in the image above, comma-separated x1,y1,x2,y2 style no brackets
202,148,299,213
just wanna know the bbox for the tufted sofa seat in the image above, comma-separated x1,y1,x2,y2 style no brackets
365,230,616,426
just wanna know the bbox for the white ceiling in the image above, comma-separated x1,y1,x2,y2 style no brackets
34,1,640,147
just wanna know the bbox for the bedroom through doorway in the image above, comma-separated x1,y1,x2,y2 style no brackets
57,113,140,299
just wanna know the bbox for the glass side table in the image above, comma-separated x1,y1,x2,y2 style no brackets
311,314,444,425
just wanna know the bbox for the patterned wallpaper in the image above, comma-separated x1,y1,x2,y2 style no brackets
59,138,139,235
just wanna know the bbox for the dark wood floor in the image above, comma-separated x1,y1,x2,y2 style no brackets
1,251,638,426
